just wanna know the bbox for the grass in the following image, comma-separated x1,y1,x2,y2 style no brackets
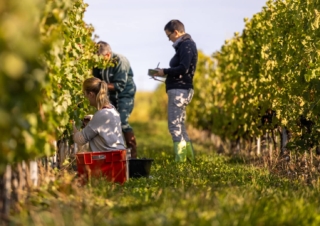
7,120,320,226
6,92,320,225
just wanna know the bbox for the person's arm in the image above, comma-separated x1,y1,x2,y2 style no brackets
92,67,117,91
107,83,115,91
163,42,194,76
73,122,87,146
110,61,128,93
73,119,98,145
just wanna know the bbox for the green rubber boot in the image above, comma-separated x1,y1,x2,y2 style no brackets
174,141,187,162
186,141,195,162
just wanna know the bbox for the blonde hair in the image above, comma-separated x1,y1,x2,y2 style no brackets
83,77,109,110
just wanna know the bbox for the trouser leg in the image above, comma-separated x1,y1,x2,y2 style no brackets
111,96,137,158
113,97,134,133
181,106,190,142
167,89,194,162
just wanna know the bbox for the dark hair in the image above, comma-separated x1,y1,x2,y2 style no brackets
97,41,112,55
164,20,185,33
83,77,110,110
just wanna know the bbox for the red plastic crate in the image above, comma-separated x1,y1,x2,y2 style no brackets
76,150,127,184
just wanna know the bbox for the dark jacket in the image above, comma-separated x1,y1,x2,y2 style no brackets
92,53,136,100
163,34,197,92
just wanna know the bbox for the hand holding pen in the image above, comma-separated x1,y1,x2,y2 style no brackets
155,62,165,77
149,62,165,83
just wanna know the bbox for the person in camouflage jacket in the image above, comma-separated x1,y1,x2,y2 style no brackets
92,41,137,158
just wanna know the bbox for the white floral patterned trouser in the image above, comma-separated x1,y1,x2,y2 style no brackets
167,89,194,142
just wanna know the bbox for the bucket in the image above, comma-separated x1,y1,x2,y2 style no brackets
129,158,154,178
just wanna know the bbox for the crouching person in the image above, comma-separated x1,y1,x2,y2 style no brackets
73,77,126,151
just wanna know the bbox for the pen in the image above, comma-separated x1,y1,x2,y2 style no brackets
156,62,160,68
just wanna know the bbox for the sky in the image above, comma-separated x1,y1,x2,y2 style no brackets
83,0,267,91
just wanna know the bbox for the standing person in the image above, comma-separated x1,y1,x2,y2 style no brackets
92,41,137,158
154,20,198,162
73,77,126,151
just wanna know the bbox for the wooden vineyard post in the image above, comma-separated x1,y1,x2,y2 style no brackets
58,141,65,169
280,127,288,156
29,161,38,187
1,165,12,219
257,136,261,155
